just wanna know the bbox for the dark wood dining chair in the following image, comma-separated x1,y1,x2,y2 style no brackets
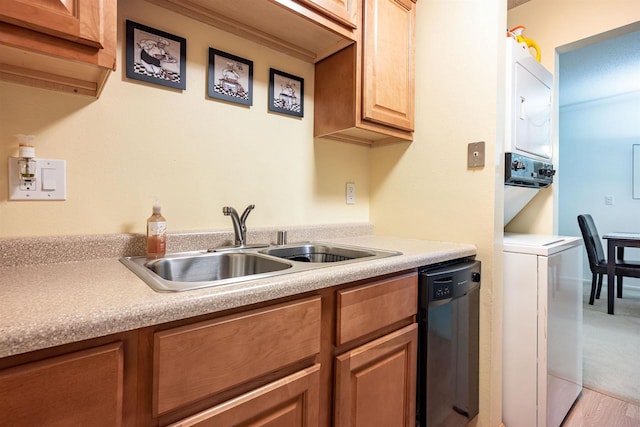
577,214,640,305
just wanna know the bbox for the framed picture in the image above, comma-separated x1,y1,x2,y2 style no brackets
268,68,304,117
208,48,253,106
126,20,186,90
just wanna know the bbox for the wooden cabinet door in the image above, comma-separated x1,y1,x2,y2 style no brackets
334,324,418,427
0,0,105,48
362,0,415,131
154,297,321,415
296,0,358,29
0,342,124,427
167,364,320,427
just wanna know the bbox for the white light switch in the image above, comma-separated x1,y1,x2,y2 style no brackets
8,157,66,200
42,168,57,191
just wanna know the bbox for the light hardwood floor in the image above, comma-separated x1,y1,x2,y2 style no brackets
563,387,640,426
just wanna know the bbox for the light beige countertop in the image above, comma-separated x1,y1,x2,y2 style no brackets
0,233,476,358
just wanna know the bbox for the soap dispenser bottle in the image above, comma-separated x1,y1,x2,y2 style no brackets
147,198,167,258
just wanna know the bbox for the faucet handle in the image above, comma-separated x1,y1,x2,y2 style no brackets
240,204,255,222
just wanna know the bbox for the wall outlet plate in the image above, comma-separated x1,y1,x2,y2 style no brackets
8,157,67,201
346,182,356,204
467,141,485,168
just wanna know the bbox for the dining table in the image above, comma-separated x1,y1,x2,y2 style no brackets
602,232,640,314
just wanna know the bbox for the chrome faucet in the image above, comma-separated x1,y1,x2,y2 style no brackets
223,204,255,247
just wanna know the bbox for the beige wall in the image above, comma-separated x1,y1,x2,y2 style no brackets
370,1,507,425
0,0,371,238
506,0,640,234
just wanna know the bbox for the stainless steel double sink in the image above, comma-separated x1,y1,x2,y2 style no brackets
120,242,401,292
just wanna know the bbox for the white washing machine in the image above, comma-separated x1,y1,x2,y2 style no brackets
503,233,583,427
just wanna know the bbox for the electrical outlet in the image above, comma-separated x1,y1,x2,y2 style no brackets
605,195,615,206
8,157,66,200
346,183,356,204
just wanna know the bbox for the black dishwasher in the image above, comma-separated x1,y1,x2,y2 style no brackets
416,259,481,427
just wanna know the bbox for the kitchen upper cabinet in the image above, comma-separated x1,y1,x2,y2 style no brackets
144,0,357,63
362,0,415,132
315,0,416,145
297,0,358,29
0,0,106,48
0,342,127,427
0,0,116,97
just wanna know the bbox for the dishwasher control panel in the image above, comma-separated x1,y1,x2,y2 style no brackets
419,259,481,305
432,279,453,301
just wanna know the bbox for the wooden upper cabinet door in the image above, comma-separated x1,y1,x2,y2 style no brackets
0,0,105,48
0,342,124,427
296,0,358,29
334,324,418,427
362,0,416,132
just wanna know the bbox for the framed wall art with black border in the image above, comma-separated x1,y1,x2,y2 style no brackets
268,68,304,117
207,48,253,106
126,20,186,90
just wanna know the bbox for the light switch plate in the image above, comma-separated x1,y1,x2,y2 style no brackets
467,141,485,168
8,157,66,200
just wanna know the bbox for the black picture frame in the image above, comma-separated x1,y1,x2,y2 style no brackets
207,48,253,106
268,68,304,117
126,20,186,90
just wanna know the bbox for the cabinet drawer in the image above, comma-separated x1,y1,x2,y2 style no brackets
0,342,124,427
168,364,320,427
336,272,417,345
154,297,322,415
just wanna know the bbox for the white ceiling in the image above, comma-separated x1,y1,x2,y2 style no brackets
559,30,640,107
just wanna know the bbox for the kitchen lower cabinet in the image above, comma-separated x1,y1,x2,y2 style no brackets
314,0,416,145
332,272,418,427
147,271,418,427
152,297,322,417
0,337,135,427
167,364,321,427
334,324,418,427
0,0,116,96
0,270,418,427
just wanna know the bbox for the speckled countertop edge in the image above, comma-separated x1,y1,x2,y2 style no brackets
0,228,476,358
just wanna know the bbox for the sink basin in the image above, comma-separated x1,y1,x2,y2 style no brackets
121,242,401,292
260,243,386,263
121,252,292,292
147,252,291,281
